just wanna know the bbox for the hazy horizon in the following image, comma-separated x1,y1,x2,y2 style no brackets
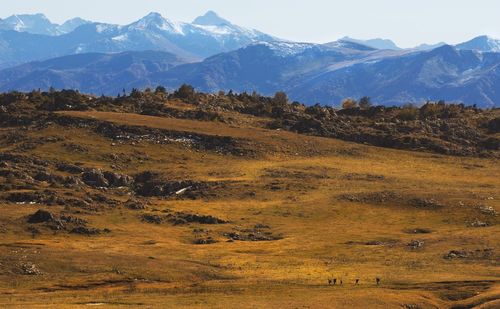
1,0,500,48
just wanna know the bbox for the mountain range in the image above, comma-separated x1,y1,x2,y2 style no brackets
0,12,500,107
0,11,275,68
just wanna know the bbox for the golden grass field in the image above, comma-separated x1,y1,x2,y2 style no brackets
0,108,498,308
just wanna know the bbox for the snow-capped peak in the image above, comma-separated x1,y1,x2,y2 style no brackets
130,12,185,34
1,13,55,34
193,11,231,26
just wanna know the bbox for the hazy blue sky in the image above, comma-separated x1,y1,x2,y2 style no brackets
1,0,499,47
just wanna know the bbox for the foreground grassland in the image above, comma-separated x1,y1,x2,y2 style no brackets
0,108,498,308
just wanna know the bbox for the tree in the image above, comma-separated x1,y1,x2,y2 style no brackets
359,96,372,109
155,86,167,94
174,84,195,100
341,98,358,109
273,91,288,106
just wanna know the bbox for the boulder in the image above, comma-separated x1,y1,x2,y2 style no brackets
82,169,109,187
27,210,55,223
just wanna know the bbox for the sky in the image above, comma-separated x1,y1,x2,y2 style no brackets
1,0,499,48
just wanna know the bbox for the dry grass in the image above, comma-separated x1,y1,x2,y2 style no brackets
0,111,498,308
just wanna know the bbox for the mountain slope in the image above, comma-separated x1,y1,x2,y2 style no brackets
456,35,500,52
0,51,191,94
2,43,500,107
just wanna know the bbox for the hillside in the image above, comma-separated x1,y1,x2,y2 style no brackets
0,89,499,307
156,44,500,108
3,42,500,107
0,51,192,95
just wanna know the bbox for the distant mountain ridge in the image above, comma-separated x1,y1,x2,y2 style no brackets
0,11,277,68
2,41,500,107
1,12,500,107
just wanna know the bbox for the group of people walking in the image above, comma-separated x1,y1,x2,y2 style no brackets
328,277,381,286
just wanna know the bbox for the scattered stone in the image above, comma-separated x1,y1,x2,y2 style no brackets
70,226,107,235
407,240,424,250
409,198,443,209
223,225,282,242
64,176,84,187
19,262,42,275
193,237,217,245
254,224,270,229
343,173,385,181
103,171,134,187
479,205,497,216
133,171,223,198
444,248,494,260
61,215,87,226
168,213,228,225
444,250,470,259
141,214,162,224
405,228,432,234
56,162,84,174
82,169,109,187
469,219,489,228
125,199,147,210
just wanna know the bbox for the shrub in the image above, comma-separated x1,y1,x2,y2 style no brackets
341,98,358,109
398,103,418,120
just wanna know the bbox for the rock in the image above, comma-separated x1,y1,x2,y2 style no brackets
103,171,134,187
141,214,162,224
444,250,469,259
405,228,432,234
409,198,443,209
64,176,84,187
254,224,270,229
56,162,84,174
193,237,217,245
444,248,494,260
479,205,497,216
34,171,64,184
469,219,489,228
60,215,87,226
172,213,228,225
124,199,147,210
82,169,109,187
223,227,282,242
19,262,42,275
70,226,105,235
27,210,55,223
407,240,424,250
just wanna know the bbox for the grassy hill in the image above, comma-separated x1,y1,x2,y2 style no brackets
0,89,498,308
